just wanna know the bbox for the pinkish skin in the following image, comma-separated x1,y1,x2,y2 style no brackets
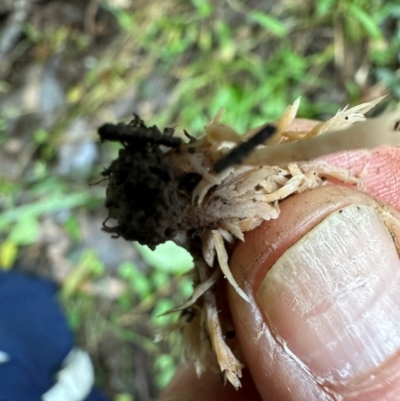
294,119,400,211
322,145,400,212
160,120,400,401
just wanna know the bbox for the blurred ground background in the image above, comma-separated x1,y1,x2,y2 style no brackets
0,0,399,400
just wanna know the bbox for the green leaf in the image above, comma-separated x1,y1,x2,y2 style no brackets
64,294,93,330
151,271,170,289
0,192,96,231
0,177,18,197
0,80,10,94
151,298,175,325
61,250,104,299
33,128,49,144
135,241,193,274
119,261,151,300
348,4,382,39
178,278,194,299
250,11,287,37
8,216,40,245
64,215,81,241
116,10,135,32
80,249,105,276
315,0,336,18
155,354,176,389
191,0,213,17
210,86,238,116
0,241,18,269
114,394,134,401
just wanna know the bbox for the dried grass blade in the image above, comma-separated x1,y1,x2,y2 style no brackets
245,111,400,166
161,268,222,315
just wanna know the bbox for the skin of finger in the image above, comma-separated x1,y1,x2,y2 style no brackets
321,146,400,211
158,365,263,401
228,187,375,400
288,118,400,212
228,147,400,401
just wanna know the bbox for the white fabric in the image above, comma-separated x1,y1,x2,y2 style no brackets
42,348,94,401
0,350,9,364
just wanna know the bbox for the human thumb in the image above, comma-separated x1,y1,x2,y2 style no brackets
229,185,400,400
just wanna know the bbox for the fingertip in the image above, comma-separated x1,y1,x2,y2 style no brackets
228,185,400,400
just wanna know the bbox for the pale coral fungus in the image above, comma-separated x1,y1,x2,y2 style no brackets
98,97,400,388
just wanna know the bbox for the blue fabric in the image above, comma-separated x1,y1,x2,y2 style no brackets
0,270,109,401
86,388,110,401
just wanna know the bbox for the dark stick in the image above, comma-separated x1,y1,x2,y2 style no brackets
98,123,182,148
214,125,277,173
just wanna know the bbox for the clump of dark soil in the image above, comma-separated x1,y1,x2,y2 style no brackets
99,115,200,249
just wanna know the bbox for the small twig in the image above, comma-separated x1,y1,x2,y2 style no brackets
214,125,276,173
98,123,182,148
